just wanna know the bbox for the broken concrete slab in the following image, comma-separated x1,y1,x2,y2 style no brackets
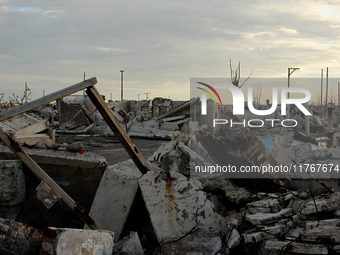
138,171,229,244
262,240,328,254
305,219,340,230
86,160,142,241
42,227,114,255
160,228,224,255
112,231,144,255
243,231,263,243
301,192,340,215
247,199,281,214
227,228,241,250
301,226,340,244
200,178,252,205
245,208,293,225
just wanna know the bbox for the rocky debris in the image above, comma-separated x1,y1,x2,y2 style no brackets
86,160,142,241
247,199,281,214
148,140,210,175
138,171,229,244
262,240,328,254
113,231,144,255
0,113,54,146
200,178,252,205
301,192,340,215
0,218,42,255
301,226,340,244
160,228,225,255
245,208,294,225
42,227,114,255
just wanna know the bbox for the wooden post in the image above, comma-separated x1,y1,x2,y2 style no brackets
0,127,101,230
86,86,150,174
0,78,97,122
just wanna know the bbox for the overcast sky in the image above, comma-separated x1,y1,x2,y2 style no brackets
0,0,340,102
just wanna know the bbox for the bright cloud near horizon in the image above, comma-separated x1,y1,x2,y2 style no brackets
0,0,340,102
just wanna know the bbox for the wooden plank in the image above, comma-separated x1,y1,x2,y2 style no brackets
13,120,49,136
155,97,199,120
0,78,97,122
13,134,53,147
86,86,150,174
0,127,101,229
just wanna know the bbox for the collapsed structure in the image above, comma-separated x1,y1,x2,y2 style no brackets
0,77,340,254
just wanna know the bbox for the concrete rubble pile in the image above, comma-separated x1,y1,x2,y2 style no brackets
55,96,191,139
1,89,340,254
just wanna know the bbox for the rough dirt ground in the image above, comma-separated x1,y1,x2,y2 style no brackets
56,134,166,165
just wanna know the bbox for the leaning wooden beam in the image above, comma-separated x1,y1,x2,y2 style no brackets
155,97,199,120
0,127,101,230
0,77,98,122
86,86,150,174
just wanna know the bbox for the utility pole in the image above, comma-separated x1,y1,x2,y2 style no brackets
326,67,329,113
144,93,150,100
120,70,124,101
135,94,141,101
83,72,86,95
321,69,323,111
287,67,299,118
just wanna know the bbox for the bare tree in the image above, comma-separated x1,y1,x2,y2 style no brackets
229,59,253,88
8,83,32,107
253,82,262,105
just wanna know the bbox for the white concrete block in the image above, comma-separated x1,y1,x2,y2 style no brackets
87,160,141,241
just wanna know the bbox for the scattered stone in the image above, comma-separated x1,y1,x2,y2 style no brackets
226,229,241,250
288,197,307,213
0,218,42,255
243,232,263,243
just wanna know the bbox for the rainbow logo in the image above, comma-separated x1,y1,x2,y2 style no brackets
196,82,223,105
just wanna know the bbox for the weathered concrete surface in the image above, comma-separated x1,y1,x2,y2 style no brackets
0,160,25,206
301,226,340,244
301,192,340,215
160,228,224,255
245,208,293,225
139,171,229,244
227,228,241,250
87,160,142,241
247,199,281,214
148,140,210,175
0,218,42,255
113,231,144,255
200,178,251,205
0,144,106,211
42,227,114,255
263,240,328,254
